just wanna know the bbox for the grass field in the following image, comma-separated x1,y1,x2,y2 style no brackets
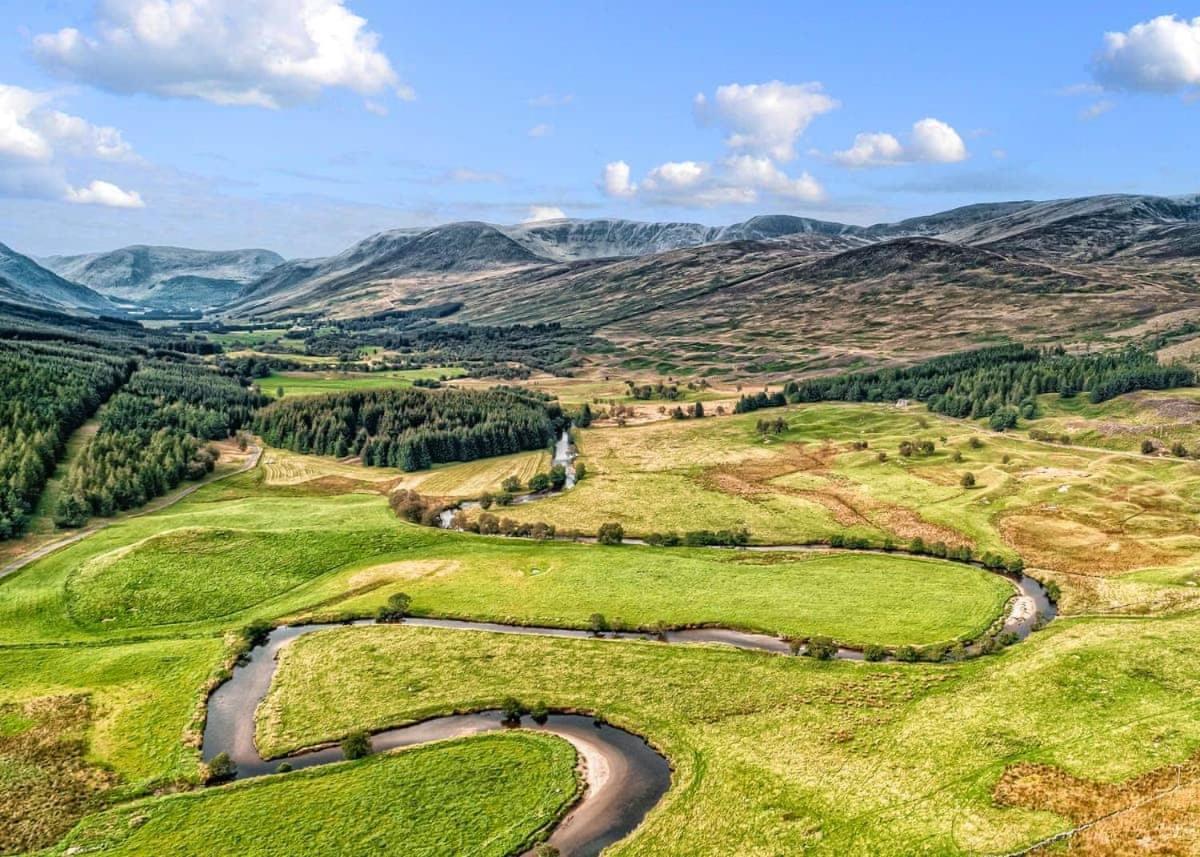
389,448,552,496
46,733,578,857
258,617,1200,856
11,388,1200,854
263,366,466,398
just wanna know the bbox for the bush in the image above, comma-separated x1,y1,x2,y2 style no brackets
207,751,237,782
501,696,524,725
276,762,293,773
548,464,567,490
863,644,886,662
479,492,494,510
1043,579,1062,604
532,845,560,857
597,522,625,545
377,592,411,623
528,472,552,493
243,619,273,648
341,730,372,760
588,613,609,635
806,636,838,660
574,461,586,481
788,637,804,656
896,645,919,663
1141,438,1156,455
960,472,976,489
501,476,522,493
530,700,550,724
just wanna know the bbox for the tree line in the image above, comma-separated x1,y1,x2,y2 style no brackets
255,387,563,472
0,340,132,539
54,361,264,526
734,345,1194,425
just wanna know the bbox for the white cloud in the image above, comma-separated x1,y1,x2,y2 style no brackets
1094,15,1200,93
1056,82,1104,97
528,123,552,137
601,161,637,197
65,179,144,208
600,155,824,207
1080,99,1115,120
694,81,838,162
529,93,574,108
0,83,143,208
522,205,566,222
364,100,389,117
33,0,408,109
833,118,967,167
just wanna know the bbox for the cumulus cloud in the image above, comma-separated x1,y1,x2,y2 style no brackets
65,179,144,208
528,123,552,137
833,118,967,167
600,155,824,207
1094,15,1200,93
522,205,566,222
33,0,408,109
0,83,143,207
694,81,838,162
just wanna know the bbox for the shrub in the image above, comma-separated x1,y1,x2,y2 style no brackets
207,751,237,782
276,762,293,774
597,522,625,545
243,619,273,648
862,644,886,662
548,464,568,490
574,461,586,481
876,451,888,462
530,700,550,724
806,636,838,660
501,476,522,493
998,631,1020,647
533,843,561,857
494,491,514,507
1172,441,1188,457
501,696,524,724
479,492,494,510
587,613,609,635
960,472,976,489
341,730,372,760
528,472,552,493
377,592,411,623
1043,579,1062,604
1141,438,1156,455
896,645,919,663
988,407,1018,432
788,637,804,656
968,436,984,449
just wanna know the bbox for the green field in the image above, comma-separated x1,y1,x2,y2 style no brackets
44,733,578,857
263,366,466,398
258,618,1200,856
9,388,1200,855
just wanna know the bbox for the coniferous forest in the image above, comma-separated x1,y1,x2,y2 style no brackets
0,340,132,539
53,362,265,526
255,387,562,471
735,345,1194,422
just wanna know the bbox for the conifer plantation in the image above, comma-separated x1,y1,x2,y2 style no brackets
53,362,265,526
255,387,562,471
0,340,132,539
736,345,1195,422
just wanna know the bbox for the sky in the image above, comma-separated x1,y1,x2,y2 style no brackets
0,0,1198,257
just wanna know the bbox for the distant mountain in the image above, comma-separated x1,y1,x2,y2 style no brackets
41,245,284,311
0,243,119,316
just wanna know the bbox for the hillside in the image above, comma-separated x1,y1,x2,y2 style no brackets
41,245,284,312
0,243,119,316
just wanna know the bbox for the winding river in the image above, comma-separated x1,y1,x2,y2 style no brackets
202,428,1058,855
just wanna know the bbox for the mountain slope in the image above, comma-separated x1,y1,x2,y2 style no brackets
41,245,284,311
0,243,120,316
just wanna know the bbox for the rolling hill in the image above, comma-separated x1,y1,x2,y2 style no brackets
41,245,284,312
0,243,120,317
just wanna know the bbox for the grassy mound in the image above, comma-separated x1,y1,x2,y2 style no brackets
47,732,578,857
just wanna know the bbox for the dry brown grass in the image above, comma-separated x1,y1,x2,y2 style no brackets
0,695,119,854
996,755,1200,856
1000,511,1180,576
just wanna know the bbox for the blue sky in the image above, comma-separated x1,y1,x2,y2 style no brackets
0,0,1197,257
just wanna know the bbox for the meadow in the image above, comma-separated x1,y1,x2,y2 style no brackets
7,387,1200,855
262,366,466,398
44,733,578,857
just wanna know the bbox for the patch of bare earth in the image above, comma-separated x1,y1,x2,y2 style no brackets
0,695,119,854
1000,511,1178,576
995,756,1200,855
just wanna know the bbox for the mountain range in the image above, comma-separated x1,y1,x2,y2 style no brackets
4,193,1200,377
41,246,284,311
